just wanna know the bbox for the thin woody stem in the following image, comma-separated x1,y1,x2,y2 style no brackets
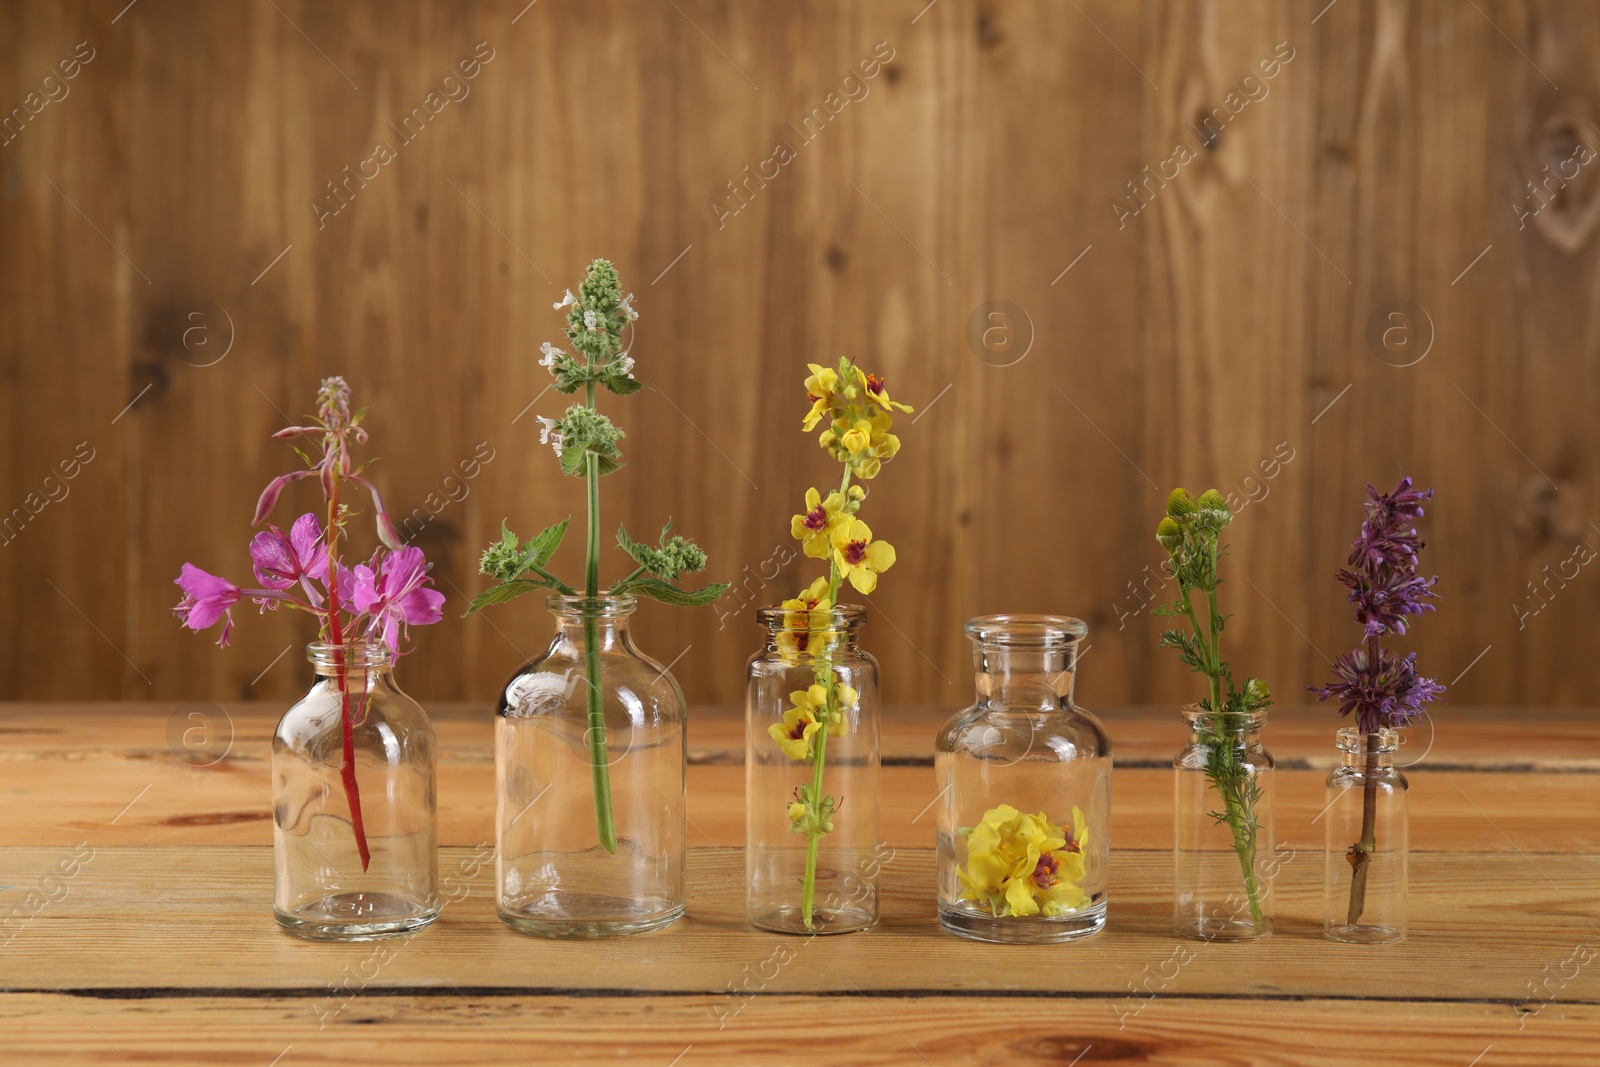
1346,634,1385,925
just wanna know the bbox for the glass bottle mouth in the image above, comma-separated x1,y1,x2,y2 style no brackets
307,640,393,671
964,614,1087,648
1336,725,1401,753
756,603,866,634
547,593,638,619
1180,702,1267,728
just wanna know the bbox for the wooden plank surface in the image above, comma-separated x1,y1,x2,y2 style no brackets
2,702,1598,1063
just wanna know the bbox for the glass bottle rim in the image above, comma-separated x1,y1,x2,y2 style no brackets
307,640,393,670
964,614,1087,648
1335,725,1401,753
1179,701,1267,726
756,602,866,632
547,593,638,618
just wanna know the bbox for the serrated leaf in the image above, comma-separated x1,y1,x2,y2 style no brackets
523,518,569,569
603,374,643,396
610,577,729,608
463,580,546,616
615,523,651,569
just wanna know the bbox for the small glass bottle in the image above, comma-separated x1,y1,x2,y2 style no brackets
1324,726,1408,943
1174,705,1275,940
496,594,686,938
935,616,1110,943
273,641,438,940
746,604,881,934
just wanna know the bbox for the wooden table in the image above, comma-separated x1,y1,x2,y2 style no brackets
2,703,1595,1065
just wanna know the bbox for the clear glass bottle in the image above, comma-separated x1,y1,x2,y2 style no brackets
935,616,1110,943
496,594,686,938
1174,705,1275,940
1324,726,1408,943
273,641,438,940
746,604,880,934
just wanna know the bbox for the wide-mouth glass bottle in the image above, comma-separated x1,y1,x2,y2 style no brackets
936,615,1111,943
495,594,686,938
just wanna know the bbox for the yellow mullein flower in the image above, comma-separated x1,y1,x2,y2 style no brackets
840,420,873,456
776,577,833,661
789,488,848,559
956,805,1090,919
768,703,822,761
787,801,808,825
802,364,842,431
831,519,896,594
858,369,913,415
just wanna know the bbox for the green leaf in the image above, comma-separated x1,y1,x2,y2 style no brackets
603,373,643,396
523,518,569,569
615,522,651,569
463,580,546,616
610,577,729,608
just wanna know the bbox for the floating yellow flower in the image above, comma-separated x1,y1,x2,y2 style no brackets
831,519,895,594
858,369,913,415
956,804,1089,918
790,488,849,559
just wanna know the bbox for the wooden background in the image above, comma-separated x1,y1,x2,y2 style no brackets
2,0,1595,712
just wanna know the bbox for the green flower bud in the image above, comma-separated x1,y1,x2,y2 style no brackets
1156,516,1183,551
1166,488,1198,521
1195,488,1233,530
1244,678,1270,707
1197,489,1229,513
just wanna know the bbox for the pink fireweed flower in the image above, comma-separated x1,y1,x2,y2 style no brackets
172,564,244,647
351,547,445,653
249,513,326,602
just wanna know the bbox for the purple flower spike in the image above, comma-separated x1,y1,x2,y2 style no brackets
1311,477,1443,732
351,547,445,653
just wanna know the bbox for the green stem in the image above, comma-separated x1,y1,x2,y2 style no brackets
1182,566,1262,926
583,382,617,854
800,465,854,930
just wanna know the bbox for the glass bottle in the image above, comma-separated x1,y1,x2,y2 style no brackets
496,594,686,938
273,641,438,940
746,604,881,934
935,616,1110,943
1174,705,1275,940
1324,726,1408,943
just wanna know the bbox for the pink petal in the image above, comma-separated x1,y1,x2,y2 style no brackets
350,564,382,614
396,586,445,626
176,563,239,602
290,513,323,568
248,529,297,589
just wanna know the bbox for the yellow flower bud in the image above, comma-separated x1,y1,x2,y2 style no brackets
841,424,872,455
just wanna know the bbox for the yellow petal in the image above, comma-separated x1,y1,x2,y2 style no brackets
863,540,896,573
847,566,878,595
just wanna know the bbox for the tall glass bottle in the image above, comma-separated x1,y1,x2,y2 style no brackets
746,605,881,934
273,641,438,940
1173,705,1275,940
935,616,1110,943
1324,726,1408,943
496,594,686,938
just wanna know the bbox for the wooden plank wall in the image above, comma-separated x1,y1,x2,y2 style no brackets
1,0,1594,712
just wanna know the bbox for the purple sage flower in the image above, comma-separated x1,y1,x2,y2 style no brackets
1311,477,1443,732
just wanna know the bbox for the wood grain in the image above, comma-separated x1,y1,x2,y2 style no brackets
2,702,1597,1063
1,0,1597,720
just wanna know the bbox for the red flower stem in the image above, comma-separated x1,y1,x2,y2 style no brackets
325,483,371,871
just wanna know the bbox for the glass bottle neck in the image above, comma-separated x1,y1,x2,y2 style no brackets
1183,706,1265,742
307,642,394,693
554,613,635,651
1338,726,1399,768
973,645,1076,709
